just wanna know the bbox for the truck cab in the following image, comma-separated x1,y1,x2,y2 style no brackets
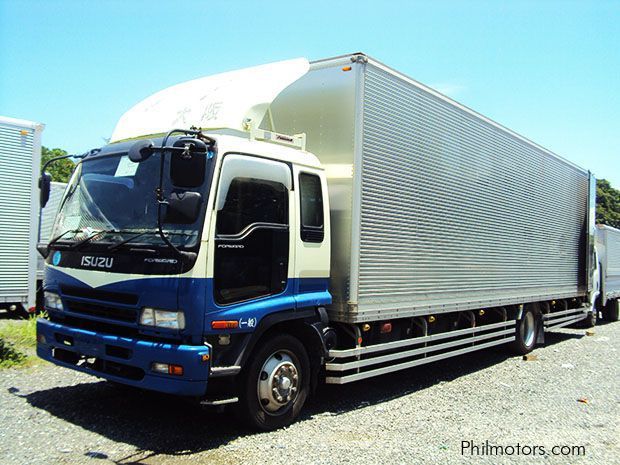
37,58,334,430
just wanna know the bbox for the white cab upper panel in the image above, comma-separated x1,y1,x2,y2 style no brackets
110,58,310,142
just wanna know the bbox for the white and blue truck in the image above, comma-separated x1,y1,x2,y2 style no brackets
37,54,598,430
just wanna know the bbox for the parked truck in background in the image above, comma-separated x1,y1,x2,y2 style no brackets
36,54,598,430
596,224,620,321
0,116,44,315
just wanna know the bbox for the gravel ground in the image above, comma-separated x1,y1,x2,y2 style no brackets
0,321,618,465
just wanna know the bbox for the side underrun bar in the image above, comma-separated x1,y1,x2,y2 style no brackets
326,320,516,384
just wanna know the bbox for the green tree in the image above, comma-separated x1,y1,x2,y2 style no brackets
596,179,620,229
41,146,76,183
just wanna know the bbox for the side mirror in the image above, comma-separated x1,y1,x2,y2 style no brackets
39,172,51,208
170,138,208,188
128,139,155,162
164,191,203,224
37,243,50,259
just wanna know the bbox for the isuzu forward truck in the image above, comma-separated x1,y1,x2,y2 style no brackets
37,54,598,430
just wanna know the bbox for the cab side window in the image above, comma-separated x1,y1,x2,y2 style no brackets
216,178,288,235
299,173,324,243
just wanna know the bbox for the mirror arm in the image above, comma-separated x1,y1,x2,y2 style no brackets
41,152,86,174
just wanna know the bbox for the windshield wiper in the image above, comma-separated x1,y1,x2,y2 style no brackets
47,229,81,248
68,229,117,250
68,228,150,251
107,231,153,252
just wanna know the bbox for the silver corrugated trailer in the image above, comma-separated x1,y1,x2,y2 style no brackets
36,182,66,281
596,224,620,320
269,53,596,324
0,116,44,312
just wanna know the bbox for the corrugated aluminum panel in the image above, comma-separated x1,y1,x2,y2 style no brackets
596,225,620,302
0,118,42,305
349,61,589,322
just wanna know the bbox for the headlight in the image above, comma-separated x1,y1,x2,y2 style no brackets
139,308,185,330
44,291,64,311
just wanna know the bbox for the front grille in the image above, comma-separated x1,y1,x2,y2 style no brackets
51,313,140,337
61,285,139,305
65,300,137,323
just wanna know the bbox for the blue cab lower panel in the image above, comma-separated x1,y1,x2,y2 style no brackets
37,319,211,396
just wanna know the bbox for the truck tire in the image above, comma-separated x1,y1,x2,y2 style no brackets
510,306,538,355
604,299,619,322
235,334,310,431
576,310,597,328
584,310,597,328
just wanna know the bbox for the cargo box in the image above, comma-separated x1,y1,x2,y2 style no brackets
269,54,596,323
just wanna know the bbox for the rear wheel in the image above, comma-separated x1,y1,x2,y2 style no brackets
236,334,310,431
510,306,538,355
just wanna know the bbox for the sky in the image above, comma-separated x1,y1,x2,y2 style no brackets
1,0,618,187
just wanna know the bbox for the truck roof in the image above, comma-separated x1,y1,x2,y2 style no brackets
110,58,309,143
0,115,45,131
597,224,620,233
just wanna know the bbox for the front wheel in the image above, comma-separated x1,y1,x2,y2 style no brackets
510,306,539,355
235,334,310,431
576,310,597,328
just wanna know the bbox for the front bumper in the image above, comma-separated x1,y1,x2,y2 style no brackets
37,319,210,396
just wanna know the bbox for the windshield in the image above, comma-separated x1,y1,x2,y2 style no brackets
52,150,211,250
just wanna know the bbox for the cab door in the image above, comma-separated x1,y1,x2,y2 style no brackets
292,165,330,298
212,154,293,306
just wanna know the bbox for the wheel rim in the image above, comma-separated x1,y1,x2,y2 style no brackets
257,350,300,415
523,311,536,347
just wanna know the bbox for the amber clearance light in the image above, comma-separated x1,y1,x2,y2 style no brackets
211,320,239,330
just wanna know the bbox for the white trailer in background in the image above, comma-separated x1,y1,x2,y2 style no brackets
0,116,44,314
596,224,620,321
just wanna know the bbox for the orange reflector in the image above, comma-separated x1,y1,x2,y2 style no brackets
20,130,29,136
211,320,239,330
169,364,184,376
342,66,352,72
201,354,210,362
